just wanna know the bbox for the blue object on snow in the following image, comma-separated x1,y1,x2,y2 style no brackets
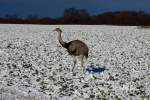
86,66,108,73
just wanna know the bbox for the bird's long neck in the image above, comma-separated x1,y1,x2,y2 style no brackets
58,31,67,48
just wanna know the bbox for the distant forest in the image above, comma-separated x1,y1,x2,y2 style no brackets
0,8,150,26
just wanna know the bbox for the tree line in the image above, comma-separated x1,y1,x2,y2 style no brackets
0,8,150,26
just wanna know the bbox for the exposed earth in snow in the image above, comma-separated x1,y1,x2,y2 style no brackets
0,24,150,100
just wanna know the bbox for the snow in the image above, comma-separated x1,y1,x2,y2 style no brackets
0,24,150,100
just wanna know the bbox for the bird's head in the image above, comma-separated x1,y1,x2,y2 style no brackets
53,28,62,33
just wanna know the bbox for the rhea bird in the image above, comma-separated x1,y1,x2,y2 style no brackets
53,28,89,72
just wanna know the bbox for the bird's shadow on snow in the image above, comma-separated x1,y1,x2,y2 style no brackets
86,64,108,74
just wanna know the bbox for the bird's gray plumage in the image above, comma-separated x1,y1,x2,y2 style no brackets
53,28,89,72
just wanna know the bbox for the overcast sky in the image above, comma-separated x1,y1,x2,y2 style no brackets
0,0,150,18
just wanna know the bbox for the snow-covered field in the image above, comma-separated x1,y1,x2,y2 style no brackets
0,24,150,100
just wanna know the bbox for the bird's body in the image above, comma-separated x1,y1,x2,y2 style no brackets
65,40,88,58
53,28,89,72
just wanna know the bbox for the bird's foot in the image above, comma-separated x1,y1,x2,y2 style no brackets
73,72,76,76
82,68,85,74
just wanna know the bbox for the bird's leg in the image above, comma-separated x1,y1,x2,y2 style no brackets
72,55,76,72
80,55,85,73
